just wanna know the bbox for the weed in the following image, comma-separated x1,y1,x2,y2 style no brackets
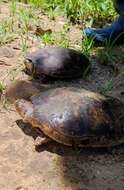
99,76,116,95
64,0,115,24
19,8,30,34
41,33,55,46
58,23,71,48
0,18,17,45
59,36,70,48
40,23,71,47
18,8,31,55
0,81,5,94
81,35,94,57
20,35,28,55
17,0,115,24
10,0,17,17
99,69,124,95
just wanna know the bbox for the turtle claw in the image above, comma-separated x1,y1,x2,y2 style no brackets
34,136,52,147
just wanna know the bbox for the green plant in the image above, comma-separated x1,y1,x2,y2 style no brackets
99,77,116,95
64,0,115,24
0,18,17,45
0,82,5,94
10,0,17,17
99,69,124,95
41,33,55,45
81,36,94,57
58,23,70,48
19,8,30,34
17,0,115,24
20,35,28,55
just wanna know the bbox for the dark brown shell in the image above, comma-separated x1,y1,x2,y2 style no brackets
15,87,124,147
31,88,113,136
24,47,90,79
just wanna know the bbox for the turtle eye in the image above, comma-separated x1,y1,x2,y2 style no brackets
24,59,34,74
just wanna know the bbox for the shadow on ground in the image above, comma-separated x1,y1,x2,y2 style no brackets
16,119,124,190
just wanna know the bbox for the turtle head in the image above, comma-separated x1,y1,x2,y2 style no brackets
24,59,35,75
15,99,34,123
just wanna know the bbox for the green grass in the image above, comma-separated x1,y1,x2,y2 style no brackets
13,0,116,24
0,81,5,94
0,0,116,45
0,0,119,57
99,69,124,95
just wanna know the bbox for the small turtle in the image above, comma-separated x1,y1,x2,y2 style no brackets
24,47,90,79
15,87,124,147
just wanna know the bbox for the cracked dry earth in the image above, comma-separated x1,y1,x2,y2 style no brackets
0,2,124,190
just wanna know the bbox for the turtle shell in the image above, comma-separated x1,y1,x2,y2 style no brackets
24,47,90,79
15,87,124,147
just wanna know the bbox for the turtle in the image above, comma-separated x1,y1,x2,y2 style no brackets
24,46,90,80
14,87,124,148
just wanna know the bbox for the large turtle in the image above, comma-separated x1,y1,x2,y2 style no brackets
14,86,124,148
24,47,90,79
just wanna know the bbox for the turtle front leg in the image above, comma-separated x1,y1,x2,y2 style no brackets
34,136,52,146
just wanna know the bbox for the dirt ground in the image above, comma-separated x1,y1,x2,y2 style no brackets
0,2,124,190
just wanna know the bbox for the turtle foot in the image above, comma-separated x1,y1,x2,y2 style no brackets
34,136,52,147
